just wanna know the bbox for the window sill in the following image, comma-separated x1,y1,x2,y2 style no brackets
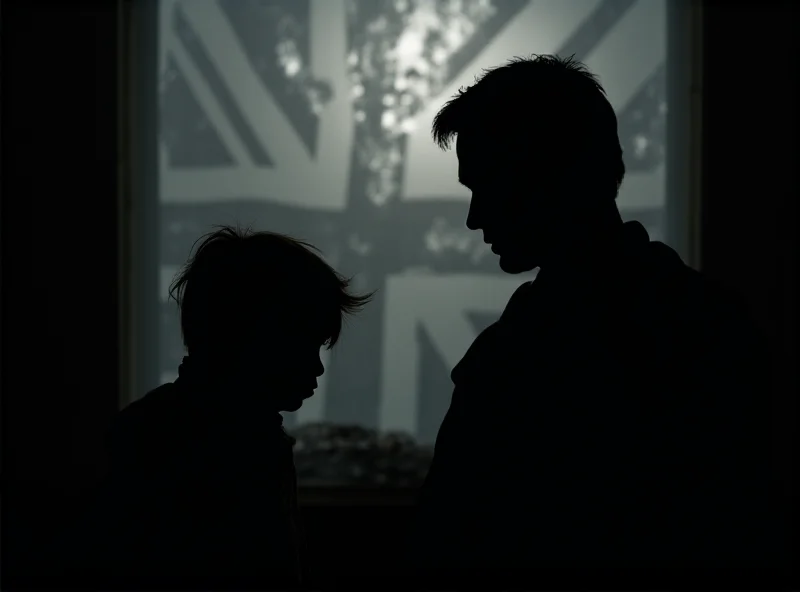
298,485,418,507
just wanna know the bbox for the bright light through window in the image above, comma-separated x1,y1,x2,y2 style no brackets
156,0,671,487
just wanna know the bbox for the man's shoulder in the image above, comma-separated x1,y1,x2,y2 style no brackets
505,279,536,313
636,242,733,313
650,248,746,320
638,244,762,365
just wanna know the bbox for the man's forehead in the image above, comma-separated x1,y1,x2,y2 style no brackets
456,132,525,180
455,129,488,154
456,128,528,156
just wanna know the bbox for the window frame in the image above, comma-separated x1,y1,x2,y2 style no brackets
120,1,705,502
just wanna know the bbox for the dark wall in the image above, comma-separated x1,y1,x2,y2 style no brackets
1,0,123,565
699,1,796,510
1,0,795,577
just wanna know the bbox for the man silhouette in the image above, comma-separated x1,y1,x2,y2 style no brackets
411,55,778,572
51,226,372,587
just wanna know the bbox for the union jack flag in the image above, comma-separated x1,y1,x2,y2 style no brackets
157,0,667,443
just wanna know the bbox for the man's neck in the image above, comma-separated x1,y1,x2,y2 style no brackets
540,205,625,278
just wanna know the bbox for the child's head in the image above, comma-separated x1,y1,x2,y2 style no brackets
169,225,373,411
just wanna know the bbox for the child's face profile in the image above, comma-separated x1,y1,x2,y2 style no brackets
235,327,326,413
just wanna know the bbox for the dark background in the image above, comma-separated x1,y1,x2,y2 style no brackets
1,0,795,582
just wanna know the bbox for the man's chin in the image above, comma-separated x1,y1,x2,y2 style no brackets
499,254,537,274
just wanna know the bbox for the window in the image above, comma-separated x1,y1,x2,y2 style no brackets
149,0,687,487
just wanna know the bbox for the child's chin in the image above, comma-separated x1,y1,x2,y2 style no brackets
280,397,305,413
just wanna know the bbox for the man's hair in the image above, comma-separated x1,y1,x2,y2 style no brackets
432,54,625,197
168,225,374,357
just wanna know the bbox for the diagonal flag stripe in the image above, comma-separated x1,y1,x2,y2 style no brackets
174,5,272,166
584,0,666,111
180,0,310,167
379,273,524,433
441,0,530,89
169,11,256,167
554,0,638,61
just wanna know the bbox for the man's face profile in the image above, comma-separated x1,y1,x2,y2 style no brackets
457,131,558,274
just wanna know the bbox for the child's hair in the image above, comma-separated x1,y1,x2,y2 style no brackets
168,225,374,357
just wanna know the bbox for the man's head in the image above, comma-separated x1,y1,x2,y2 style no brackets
169,225,373,412
433,54,625,273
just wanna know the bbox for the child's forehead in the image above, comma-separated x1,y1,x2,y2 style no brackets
253,307,335,339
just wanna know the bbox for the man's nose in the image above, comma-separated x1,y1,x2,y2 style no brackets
314,355,325,378
466,201,481,230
